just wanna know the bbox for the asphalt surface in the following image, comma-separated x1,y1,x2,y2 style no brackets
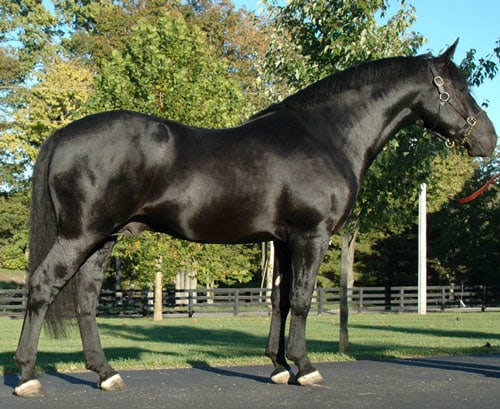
2,354,499,409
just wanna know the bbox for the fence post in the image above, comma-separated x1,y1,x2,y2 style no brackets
399,287,404,312
234,289,240,316
358,288,363,313
481,285,486,312
317,288,324,315
141,290,149,317
188,289,194,318
441,286,446,311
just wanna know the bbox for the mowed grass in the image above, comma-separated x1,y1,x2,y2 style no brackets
1,312,499,374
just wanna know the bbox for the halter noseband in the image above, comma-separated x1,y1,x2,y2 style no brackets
428,61,483,148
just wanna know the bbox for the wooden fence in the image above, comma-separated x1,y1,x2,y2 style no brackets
2,285,499,319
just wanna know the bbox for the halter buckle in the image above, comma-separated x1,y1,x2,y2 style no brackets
433,76,444,87
467,116,477,127
445,139,455,148
439,92,450,103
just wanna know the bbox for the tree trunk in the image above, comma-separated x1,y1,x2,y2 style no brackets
260,242,275,309
339,224,357,354
266,242,275,308
153,256,163,321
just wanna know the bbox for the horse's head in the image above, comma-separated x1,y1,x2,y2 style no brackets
421,39,497,157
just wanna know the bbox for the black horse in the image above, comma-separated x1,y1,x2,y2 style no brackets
14,41,496,397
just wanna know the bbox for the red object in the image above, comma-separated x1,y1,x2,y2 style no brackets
450,172,500,204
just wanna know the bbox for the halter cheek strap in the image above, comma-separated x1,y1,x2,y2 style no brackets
428,61,483,148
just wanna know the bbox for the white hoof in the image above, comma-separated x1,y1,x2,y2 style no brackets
271,369,292,385
297,370,324,386
99,374,126,391
15,379,45,397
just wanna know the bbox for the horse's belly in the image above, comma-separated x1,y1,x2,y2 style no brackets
143,198,278,244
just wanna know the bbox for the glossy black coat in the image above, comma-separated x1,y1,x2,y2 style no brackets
14,42,497,396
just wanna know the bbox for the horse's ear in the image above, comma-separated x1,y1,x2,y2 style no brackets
438,38,459,66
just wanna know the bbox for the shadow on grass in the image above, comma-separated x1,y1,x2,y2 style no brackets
1,346,167,375
1,321,271,375
349,322,500,341
96,321,269,359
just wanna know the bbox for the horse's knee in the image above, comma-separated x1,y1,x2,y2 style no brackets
290,297,311,318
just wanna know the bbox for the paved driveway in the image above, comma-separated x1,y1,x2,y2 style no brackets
2,354,499,409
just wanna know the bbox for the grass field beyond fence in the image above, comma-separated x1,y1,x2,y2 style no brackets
1,312,499,375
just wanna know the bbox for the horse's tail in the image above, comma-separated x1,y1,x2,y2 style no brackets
29,130,76,337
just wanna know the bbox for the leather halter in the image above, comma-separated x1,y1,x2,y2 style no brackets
450,172,500,204
428,61,483,148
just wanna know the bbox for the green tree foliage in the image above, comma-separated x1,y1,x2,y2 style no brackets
0,190,29,270
460,38,500,89
91,10,245,127
428,156,499,286
263,0,422,93
1,0,61,188
183,0,272,111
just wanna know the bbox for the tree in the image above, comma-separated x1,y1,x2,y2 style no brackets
183,0,272,112
7,57,93,164
91,10,245,127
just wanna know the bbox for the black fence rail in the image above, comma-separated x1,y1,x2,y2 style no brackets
1,285,499,318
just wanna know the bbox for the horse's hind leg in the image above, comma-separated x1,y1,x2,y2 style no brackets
265,241,293,384
75,238,126,391
14,237,95,397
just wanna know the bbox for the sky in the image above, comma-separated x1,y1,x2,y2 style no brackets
233,0,500,133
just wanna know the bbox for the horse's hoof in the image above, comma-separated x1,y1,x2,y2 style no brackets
99,374,127,391
270,369,293,385
14,379,45,397
297,370,324,387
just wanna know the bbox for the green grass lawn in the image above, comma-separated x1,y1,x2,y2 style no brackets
1,312,499,374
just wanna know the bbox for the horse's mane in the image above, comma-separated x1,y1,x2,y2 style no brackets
251,54,431,118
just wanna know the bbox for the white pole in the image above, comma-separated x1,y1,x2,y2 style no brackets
418,183,427,315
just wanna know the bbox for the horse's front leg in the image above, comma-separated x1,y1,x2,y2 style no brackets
76,239,126,392
286,233,329,386
265,241,293,384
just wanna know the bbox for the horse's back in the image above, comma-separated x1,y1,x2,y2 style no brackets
42,109,353,244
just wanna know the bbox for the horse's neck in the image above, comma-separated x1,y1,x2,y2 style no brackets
326,72,425,177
